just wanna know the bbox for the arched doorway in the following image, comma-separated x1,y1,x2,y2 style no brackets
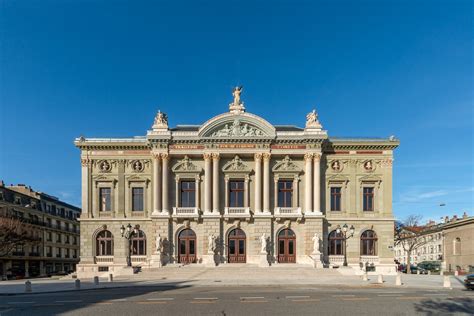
228,228,246,263
178,229,196,264
278,229,296,263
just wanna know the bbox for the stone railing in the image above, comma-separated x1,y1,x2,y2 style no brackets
95,256,114,264
274,207,302,219
131,256,147,263
328,255,345,265
360,256,380,264
224,207,251,218
172,207,200,219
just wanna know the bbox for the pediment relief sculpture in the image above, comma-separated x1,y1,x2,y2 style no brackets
211,119,266,137
172,155,201,173
272,155,300,173
222,155,251,173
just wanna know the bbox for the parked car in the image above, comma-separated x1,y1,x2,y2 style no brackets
464,274,474,290
399,264,421,274
417,261,441,273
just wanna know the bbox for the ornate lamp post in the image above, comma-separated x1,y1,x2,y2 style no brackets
336,224,355,267
120,224,138,267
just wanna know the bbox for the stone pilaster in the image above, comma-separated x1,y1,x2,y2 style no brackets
161,153,170,215
313,153,322,214
254,153,262,213
262,153,271,214
212,153,220,213
81,158,91,218
203,153,212,214
304,153,313,213
152,153,162,215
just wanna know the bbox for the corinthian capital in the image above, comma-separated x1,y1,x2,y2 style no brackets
203,153,213,161
254,153,263,161
304,153,314,161
160,153,170,161
212,153,220,161
151,151,161,160
313,153,322,162
80,158,90,167
262,153,271,162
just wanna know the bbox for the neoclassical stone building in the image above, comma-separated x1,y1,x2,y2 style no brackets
74,89,399,276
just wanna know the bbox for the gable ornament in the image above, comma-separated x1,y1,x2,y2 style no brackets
229,86,246,114
305,109,323,129
211,119,265,137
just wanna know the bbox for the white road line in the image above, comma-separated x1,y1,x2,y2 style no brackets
286,296,310,299
332,295,355,297
240,296,265,300
193,297,218,300
7,302,35,304
55,300,82,303
146,298,175,301
110,299,127,302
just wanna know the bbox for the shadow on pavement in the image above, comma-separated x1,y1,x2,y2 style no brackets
414,297,474,315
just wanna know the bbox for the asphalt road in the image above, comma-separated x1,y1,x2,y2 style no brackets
0,285,472,316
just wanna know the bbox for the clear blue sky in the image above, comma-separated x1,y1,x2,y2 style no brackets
1,0,472,222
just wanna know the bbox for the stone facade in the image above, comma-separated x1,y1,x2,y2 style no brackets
442,216,474,273
74,89,399,276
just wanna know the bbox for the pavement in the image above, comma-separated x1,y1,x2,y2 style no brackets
0,265,468,295
0,284,472,315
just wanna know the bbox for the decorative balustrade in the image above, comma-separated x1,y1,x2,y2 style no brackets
359,256,380,264
328,255,345,265
274,207,302,219
95,256,114,264
224,207,251,218
131,256,147,263
172,207,200,219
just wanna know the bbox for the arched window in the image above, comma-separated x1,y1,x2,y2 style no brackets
328,230,344,255
361,230,378,256
131,230,146,255
96,230,113,256
453,237,461,255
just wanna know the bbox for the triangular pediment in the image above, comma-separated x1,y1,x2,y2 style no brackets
172,156,201,173
272,155,300,173
222,155,252,173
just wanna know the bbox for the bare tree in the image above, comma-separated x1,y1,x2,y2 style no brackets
394,215,429,274
0,216,41,257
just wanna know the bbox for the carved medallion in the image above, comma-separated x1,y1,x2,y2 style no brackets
131,160,144,172
363,160,375,172
331,160,342,172
98,160,111,172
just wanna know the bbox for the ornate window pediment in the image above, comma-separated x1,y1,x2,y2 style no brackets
172,156,202,174
198,113,276,138
222,155,252,173
359,174,382,188
272,155,300,173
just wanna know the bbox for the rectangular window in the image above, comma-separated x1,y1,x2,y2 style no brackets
132,188,144,211
330,187,342,211
277,180,293,207
363,187,374,211
47,232,52,241
180,181,196,207
229,180,245,207
99,188,112,212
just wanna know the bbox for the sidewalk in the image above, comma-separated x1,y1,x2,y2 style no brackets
0,267,466,295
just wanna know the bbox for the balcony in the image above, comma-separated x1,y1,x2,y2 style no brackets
224,207,251,219
95,256,114,264
172,207,200,220
29,252,40,257
274,207,303,220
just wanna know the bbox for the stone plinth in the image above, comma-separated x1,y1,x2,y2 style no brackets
310,252,324,268
259,254,270,267
202,254,218,267
150,253,164,268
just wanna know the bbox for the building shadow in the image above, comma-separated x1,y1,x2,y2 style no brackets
414,297,474,315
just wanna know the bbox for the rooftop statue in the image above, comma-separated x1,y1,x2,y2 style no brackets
305,109,322,129
152,110,168,129
232,86,243,105
229,86,246,113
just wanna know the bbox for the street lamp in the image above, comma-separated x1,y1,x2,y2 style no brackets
336,224,355,267
120,223,138,267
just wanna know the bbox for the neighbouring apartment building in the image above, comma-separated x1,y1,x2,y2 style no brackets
74,88,399,277
0,182,81,278
394,213,474,273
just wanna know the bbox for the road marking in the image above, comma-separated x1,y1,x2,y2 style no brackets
396,297,425,300
110,299,127,302
332,295,355,297
240,296,265,300
286,296,310,299
341,297,370,301
7,302,35,305
193,297,218,300
137,301,167,305
291,299,320,303
55,300,82,303
96,302,113,305
147,298,174,301
378,294,402,297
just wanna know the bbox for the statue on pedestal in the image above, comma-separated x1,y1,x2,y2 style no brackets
156,233,163,254
305,109,322,129
208,234,216,254
312,233,321,254
260,233,267,254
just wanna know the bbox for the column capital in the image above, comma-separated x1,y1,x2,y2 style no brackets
160,153,170,161
254,153,263,161
203,153,213,161
304,153,314,161
152,151,161,160
262,153,271,162
313,153,322,162
80,158,91,167
212,153,220,160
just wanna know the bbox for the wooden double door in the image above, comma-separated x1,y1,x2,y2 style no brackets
278,229,296,263
178,229,196,264
228,228,246,263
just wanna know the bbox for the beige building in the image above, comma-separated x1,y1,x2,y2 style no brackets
74,89,399,277
443,215,474,273
0,182,81,279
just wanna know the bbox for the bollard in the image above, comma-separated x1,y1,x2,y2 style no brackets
93,276,99,285
362,272,368,281
25,281,32,293
417,270,420,275
443,275,451,288
428,270,431,275
377,274,384,284
75,279,81,290
395,273,402,286
108,273,113,282
454,271,459,276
